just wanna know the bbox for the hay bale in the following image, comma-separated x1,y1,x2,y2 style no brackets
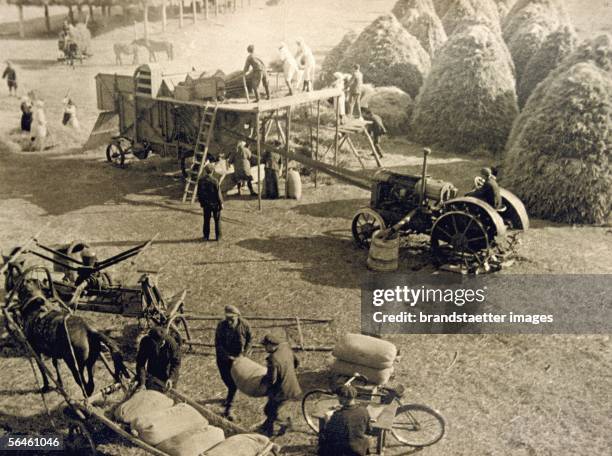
362,86,414,134
339,14,431,98
518,25,577,107
502,62,612,224
393,0,448,57
318,30,358,88
411,23,518,155
441,0,502,37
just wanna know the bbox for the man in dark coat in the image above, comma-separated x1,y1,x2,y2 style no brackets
362,107,387,158
2,61,17,97
259,333,302,437
243,44,270,102
135,326,181,392
467,167,502,209
215,305,253,420
318,384,371,456
197,164,223,241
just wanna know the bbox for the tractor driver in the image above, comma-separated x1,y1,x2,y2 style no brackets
466,167,502,209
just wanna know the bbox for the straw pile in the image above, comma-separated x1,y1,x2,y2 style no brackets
362,86,414,134
411,23,518,155
518,25,577,107
338,14,431,98
502,61,611,224
318,30,358,87
441,0,502,36
393,0,448,57
502,0,572,78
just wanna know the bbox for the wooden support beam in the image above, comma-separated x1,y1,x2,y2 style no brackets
362,126,383,168
192,0,198,24
161,0,167,32
285,106,292,197
179,0,184,27
334,99,340,166
256,112,262,210
18,5,25,38
346,135,366,169
315,101,320,188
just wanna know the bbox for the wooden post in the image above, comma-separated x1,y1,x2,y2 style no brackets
256,112,262,211
143,3,149,40
17,5,25,38
44,4,51,32
192,0,197,23
88,3,94,19
205,0,209,19
179,0,184,27
285,107,292,198
68,5,74,23
215,0,219,16
334,96,340,166
315,100,320,188
161,0,167,32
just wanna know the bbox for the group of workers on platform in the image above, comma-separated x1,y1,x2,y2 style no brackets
133,306,372,454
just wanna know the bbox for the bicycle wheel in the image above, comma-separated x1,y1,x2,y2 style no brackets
302,389,340,434
391,404,445,447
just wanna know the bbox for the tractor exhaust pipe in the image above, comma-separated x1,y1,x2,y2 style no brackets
419,148,431,205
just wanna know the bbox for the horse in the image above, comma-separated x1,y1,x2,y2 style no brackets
132,39,173,62
113,42,140,65
13,280,129,397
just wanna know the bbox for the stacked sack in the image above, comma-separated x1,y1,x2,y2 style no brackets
330,334,397,385
230,356,268,397
114,390,225,456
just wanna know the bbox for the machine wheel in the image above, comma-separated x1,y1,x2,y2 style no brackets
106,142,126,168
431,211,490,267
302,389,341,434
351,209,386,249
391,404,445,447
65,419,96,455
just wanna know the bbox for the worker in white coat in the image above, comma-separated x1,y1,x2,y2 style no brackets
31,100,48,152
295,37,315,92
278,42,302,96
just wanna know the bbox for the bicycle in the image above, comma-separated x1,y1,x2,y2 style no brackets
302,374,445,451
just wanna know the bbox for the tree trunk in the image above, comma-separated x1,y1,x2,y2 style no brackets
179,1,184,28
18,5,25,38
44,5,51,32
89,4,94,18
143,4,149,40
192,0,197,24
68,5,74,24
161,0,167,32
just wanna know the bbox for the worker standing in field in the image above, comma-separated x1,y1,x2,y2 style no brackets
135,326,182,392
2,61,17,97
318,384,371,456
295,38,315,92
243,44,270,102
259,333,302,437
348,64,364,120
362,107,387,158
215,305,253,420
228,141,257,196
197,164,223,241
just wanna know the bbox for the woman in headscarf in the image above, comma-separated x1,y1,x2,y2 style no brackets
278,42,302,96
295,37,316,92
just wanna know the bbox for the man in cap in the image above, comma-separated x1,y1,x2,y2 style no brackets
318,384,371,456
197,163,223,241
259,333,302,436
214,305,253,420
136,325,182,392
243,44,270,102
466,167,502,209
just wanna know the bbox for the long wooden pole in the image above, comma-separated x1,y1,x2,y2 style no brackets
334,96,340,166
179,0,184,27
315,100,320,188
143,4,149,40
161,0,167,32
17,5,25,38
205,0,209,19
256,112,262,210
215,0,219,16
192,0,197,23
285,107,291,198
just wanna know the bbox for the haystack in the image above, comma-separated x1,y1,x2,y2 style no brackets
441,0,502,36
338,14,431,98
411,23,518,155
432,0,453,18
502,0,570,42
518,25,577,107
494,0,517,19
393,0,448,57
502,62,611,224
318,30,357,87
362,86,414,134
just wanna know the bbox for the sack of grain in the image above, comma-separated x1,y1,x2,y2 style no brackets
157,425,225,456
333,333,397,369
230,356,268,397
132,403,208,446
287,169,302,200
114,390,174,425
331,359,394,386
204,433,271,456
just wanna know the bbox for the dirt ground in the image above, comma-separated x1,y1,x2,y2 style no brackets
0,1,611,455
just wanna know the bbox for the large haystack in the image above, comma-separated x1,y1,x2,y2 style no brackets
393,0,448,57
502,63,611,224
362,86,414,134
339,14,431,98
494,0,517,19
518,25,577,107
411,23,518,155
432,0,453,18
318,30,358,87
441,0,502,36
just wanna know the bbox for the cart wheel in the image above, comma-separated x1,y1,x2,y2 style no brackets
106,142,125,168
351,208,386,249
302,389,340,434
66,419,96,455
390,404,445,447
430,211,490,267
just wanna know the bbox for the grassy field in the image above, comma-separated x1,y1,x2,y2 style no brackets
0,1,611,455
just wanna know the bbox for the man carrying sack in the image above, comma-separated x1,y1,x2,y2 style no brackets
259,333,302,437
215,305,253,420
135,326,182,392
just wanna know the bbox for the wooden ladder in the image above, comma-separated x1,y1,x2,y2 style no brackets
182,104,218,203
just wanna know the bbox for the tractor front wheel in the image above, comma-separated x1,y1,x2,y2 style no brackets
351,208,386,249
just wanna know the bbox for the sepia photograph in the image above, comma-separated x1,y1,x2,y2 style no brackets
0,0,610,455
